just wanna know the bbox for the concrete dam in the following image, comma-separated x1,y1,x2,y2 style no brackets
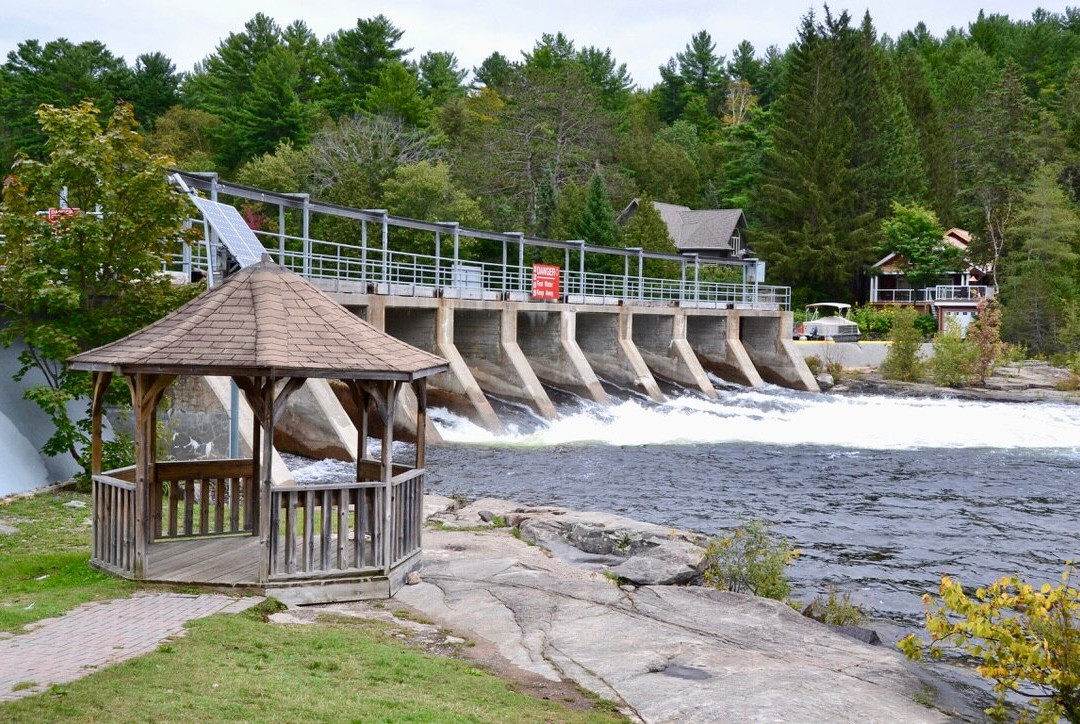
165,172,817,465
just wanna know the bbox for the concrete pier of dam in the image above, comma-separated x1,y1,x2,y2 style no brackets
310,287,818,436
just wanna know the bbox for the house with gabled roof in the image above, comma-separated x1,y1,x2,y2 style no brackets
869,227,993,333
617,199,750,265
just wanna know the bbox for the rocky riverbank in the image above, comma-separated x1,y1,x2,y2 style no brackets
830,361,1080,404
384,496,983,722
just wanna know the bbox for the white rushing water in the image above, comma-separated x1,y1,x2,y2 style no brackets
429,387,1080,451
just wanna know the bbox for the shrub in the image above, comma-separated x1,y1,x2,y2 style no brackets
898,565,1080,723
805,587,864,627
966,299,1004,384
929,319,978,387
804,355,822,376
850,305,895,339
880,306,923,381
914,314,938,338
825,360,844,382
1001,342,1028,365
702,519,797,602
1055,374,1080,392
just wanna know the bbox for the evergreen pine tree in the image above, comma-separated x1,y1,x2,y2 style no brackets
622,194,679,277
576,173,619,247
534,166,557,237
1000,164,1080,355
754,13,871,302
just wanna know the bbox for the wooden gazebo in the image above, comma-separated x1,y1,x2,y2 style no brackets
68,258,448,603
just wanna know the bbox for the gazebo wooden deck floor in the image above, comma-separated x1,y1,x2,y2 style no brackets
146,537,261,586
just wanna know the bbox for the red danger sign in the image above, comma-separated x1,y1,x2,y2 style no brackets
531,263,561,300
47,207,80,223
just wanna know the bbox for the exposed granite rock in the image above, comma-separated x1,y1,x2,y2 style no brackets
399,519,963,723
838,369,1079,404
423,494,457,520
429,497,521,529
430,498,708,586
815,372,835,391
984,360,1076,391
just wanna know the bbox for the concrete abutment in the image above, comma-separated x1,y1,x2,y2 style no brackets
684,312,764,387
517,310,608,403
452,306,557,420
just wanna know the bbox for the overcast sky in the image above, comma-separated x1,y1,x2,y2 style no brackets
0,1,1060,87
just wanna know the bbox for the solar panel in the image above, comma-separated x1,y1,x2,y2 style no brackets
188,196,266,269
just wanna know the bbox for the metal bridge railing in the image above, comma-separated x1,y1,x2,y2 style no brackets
169,224,790,311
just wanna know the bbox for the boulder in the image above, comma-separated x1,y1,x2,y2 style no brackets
815,373,835,391
423,495,457,520
830,624,882,646
516,509,707,587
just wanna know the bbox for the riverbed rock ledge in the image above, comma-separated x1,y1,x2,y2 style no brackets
429,497,709,586
836,364,1079,404
417,496,963,722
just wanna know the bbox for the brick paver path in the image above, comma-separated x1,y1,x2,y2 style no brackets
0,593,261,701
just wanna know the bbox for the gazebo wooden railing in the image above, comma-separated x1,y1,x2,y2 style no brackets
266,466,424,580
152,458,255,539
91,466,137,576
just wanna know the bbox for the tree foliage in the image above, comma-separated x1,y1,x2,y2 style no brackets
0,102,199,465
1000,164,1080,356
620,194,678,277
2,7,1079,334
1,39,135,165
899,566,1080,723
879,202,963,290
576,173,618,247
381,160,487,254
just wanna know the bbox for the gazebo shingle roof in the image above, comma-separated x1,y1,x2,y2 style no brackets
68,259,449,380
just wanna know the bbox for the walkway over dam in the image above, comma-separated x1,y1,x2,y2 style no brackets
171,172,817,450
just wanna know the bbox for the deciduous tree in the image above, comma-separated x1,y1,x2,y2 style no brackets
879,202,963,290
0,102,198,467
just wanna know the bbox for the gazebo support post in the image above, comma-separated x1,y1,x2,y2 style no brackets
382,381,399,574
413,379,427,469
89,371,112,475
249,401,260,531
344,381,373,478
236,375,306,584
126,372,175,579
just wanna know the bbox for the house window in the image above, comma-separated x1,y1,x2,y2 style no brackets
730,229,741,255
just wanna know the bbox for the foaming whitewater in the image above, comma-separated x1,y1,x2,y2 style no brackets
430,387,1080,451
283,386,1080,630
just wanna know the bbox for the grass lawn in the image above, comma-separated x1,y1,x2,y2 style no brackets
0,491,623,721
0,491,135,632
0,600,620,723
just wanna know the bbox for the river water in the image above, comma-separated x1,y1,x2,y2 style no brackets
414,384,1080,629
